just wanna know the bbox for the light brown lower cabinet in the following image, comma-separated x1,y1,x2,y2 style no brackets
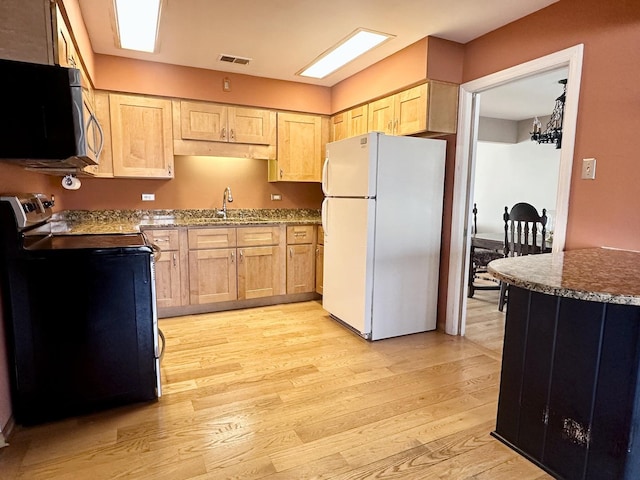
286,225,316,294
148,223,318,316
188,228,238,304
237,226,285,300
143,228,188,308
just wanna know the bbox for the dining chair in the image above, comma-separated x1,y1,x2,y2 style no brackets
467,203,503,298
498,202,548,311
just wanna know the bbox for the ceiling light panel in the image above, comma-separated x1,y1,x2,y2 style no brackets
298,28,394,79
115,0,162,53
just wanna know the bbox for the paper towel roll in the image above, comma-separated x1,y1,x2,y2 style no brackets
62,175,81,190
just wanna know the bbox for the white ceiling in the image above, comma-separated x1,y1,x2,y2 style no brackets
479,67,569,121
78,0,558,88
77,0,564,120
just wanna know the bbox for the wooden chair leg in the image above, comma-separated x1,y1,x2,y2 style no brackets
498,282,508,312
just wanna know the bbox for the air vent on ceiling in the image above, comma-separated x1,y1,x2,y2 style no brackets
219,54,251,65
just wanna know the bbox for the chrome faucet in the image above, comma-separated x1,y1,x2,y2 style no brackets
218,186,233,219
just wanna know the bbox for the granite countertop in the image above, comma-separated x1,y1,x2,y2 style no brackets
50,208,321,235
488,247,640,305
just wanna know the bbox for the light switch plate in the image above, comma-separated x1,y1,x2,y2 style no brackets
582,158,596,180
271,194,282,201
142,193,155,201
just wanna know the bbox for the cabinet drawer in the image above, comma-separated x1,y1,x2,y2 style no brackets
286,225,315,244
188,227,237,249
317,225,324,245
144,228,180,251
237,226,280,247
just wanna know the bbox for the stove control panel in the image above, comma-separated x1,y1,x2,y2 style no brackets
0,193,54,229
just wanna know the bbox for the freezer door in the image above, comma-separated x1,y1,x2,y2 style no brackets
323,133,379,198
322,197,375,337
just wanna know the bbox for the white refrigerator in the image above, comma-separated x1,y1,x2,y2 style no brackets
321,132,446,340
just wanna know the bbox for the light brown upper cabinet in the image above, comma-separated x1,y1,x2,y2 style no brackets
270,112,330,182
367,81,459,137
331,105,369,142
109,93,174,178
172,100,276,159
177,100,275,144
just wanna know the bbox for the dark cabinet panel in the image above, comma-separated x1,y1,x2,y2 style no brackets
518,291,558,461
493,286,640,480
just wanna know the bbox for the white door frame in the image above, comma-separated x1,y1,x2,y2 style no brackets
445,44,584,336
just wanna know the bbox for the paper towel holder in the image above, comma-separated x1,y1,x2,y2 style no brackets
62,174,81,190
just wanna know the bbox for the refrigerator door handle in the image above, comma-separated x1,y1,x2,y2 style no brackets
321,198,328,236
321,157,329,195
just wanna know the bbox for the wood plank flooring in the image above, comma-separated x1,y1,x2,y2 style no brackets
0,298,552,479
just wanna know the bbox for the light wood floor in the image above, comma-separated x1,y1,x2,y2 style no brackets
0,298,552,479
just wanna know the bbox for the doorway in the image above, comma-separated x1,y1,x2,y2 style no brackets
445,45,584,336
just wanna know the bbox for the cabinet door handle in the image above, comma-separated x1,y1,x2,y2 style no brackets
387,120,392,133
280,169,283,178
394,119,398,134
221,127,227,140
172,252,177,267
239,250,244,263
289,247,293,258
230,129,235,141
231,251,235,263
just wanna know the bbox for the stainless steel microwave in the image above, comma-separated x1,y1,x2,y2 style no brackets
0,58,103,170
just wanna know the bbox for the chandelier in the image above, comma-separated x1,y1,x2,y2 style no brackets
531,79,567,149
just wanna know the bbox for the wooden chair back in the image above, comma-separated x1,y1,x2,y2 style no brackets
503,202,547,257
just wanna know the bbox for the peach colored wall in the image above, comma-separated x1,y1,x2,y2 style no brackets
57,157,324,211
426,37,465,84
331,39,428,113
0,163,58,196
462,0,640,251
331,36,465,113
94,55,332,114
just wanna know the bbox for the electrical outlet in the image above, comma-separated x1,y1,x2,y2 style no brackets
271,194,282,201
581,158,596,180
142,193,155,201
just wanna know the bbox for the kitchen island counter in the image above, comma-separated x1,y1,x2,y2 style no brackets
488,247,640,480
488,246,640,305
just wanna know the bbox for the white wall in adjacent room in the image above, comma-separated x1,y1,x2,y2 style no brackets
472,138,561,233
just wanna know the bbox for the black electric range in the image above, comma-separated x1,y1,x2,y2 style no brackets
0,193,162,425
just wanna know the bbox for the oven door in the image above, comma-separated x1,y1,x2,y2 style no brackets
5,235,161,425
